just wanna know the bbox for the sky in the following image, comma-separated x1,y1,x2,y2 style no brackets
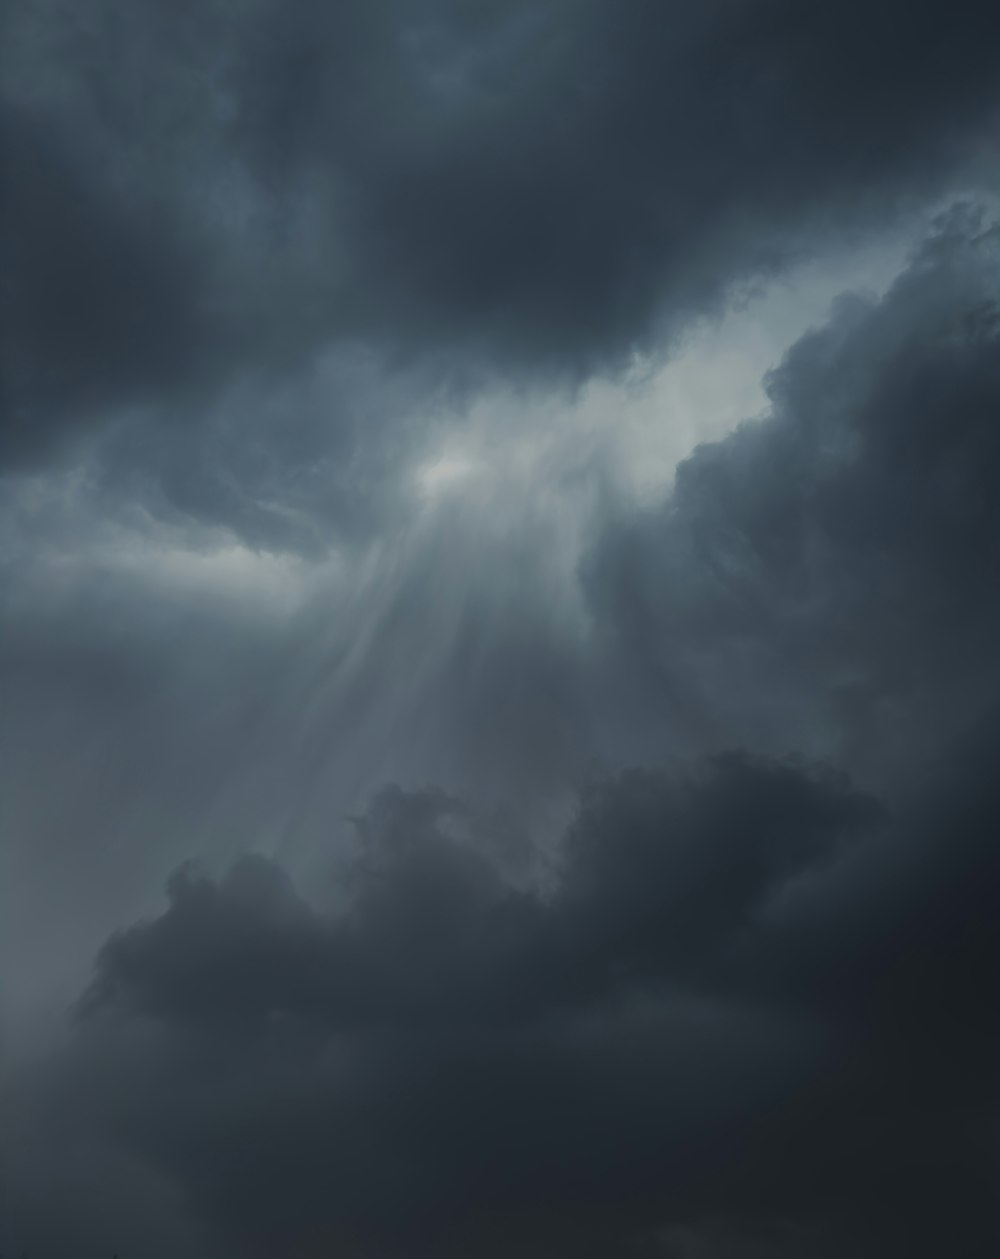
3,2,1000,1255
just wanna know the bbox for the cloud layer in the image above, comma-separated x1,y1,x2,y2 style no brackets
5,0,1000,472
6,208,1000,1255
15,731,1000,1257
5,3,1000,1256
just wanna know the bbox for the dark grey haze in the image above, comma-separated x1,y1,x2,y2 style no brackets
3,3,1000,1257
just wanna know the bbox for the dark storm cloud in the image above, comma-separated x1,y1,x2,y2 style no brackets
11,199,995,984
0,474,589,1023
82,756,877,1031
6,5,1000,1255
8,204,1000,1259
0,104,208,464
5,0,1000,482
13,735,1000,1258
584,207,1000,780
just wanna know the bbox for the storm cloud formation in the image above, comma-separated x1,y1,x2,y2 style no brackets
586,209,1000,777
4,2,1000,1257
6,0,1000,469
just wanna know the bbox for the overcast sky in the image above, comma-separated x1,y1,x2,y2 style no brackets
4,3,1000,1256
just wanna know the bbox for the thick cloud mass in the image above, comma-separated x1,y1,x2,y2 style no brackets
7,212,1000,1257
15,741,1000,1257
585,210,1000,778
5,3,1000,1256
5,0,1000,476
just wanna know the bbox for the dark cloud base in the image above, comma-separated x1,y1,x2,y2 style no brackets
7,212,1000,1258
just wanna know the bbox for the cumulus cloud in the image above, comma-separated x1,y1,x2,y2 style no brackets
11,734,1000,1257
583,208,1000,781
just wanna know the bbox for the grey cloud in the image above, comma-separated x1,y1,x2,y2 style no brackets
11,734,1000,1257
0,104,209,465
0,479,590,1021
4,208,1000,1026
87,347,443,553
5,0,1000,489
6,11,1000,1255
82,755,876,1031
583,208,1000,782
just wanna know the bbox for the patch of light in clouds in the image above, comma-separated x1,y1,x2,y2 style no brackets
412,230,916,523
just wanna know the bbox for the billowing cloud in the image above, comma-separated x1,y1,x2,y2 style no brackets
583,208,1000,780
5,0,1000,475
11,732,1000,1257
6,207,1000,1256
5,5,1000,1256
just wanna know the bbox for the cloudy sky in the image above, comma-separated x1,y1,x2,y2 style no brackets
4,2,1000,1255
